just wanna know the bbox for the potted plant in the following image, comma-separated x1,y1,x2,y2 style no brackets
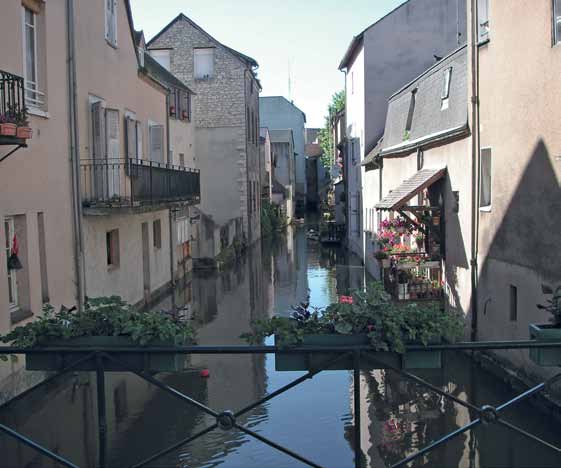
530,286,561,366
182,110,188,120
169,105,176,117
0,113,17,137
241,283,464,372
15,109,32,139
374,250,390,268
0,296,195,372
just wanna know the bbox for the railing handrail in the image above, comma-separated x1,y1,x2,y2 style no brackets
79,157,200,173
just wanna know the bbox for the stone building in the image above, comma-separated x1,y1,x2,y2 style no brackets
259,127,272,202
147,14,262,258
259,96,307,214
269,129,296,224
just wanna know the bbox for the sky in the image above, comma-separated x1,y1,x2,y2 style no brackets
130,0,406,128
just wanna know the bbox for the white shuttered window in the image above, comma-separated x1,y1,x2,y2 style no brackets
149,124,164,163
105,0,117,46
194,48,215,79
554,0,561,44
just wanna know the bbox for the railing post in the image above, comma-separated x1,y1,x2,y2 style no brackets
353,350,363,468
96,353,107,468
129,158,134,207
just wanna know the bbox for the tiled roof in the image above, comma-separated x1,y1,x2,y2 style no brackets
375,167,446,210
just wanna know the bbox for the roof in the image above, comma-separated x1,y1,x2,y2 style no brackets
338,0,412,70
375,167,446,210
147,13,258,69
141,52,194,94
380,45,469,157
305,143,322,158
269,129,294,144
259,96,307,123
361,137,383,169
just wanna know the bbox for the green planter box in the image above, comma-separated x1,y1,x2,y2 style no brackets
529,323,561,366
25,336,186,372
274,334,441,372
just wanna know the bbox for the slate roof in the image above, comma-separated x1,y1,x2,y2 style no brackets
380,45,469,157
375,167,446,210
361,137,383,169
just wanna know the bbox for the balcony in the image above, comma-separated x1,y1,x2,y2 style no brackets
80,158,200,215
0,70,28,155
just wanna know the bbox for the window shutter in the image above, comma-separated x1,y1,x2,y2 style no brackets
477,0,489,42
125,117,136,160
92,101,105,159
105,109,120,159
150,124,164,163
105,0,111,40
112,0,118,45
136,121,143,159
194,48,214,79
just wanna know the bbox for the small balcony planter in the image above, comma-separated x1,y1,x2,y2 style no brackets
274,334,441,372
16,126,32,139
529,323,561,367
26,336,186,372
0,123,17,137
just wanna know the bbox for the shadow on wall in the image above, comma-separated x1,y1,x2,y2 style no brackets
476,139,561,334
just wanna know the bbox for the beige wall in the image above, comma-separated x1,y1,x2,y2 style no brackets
475,0,561,372
0,0,76,332
378,137,473,320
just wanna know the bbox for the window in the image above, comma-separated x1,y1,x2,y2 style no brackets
37,213,49,303
510,285,518,321
554,0,561,44
480,148,492,208
405,89,417,133
105,0,117,47
478,0,490,43
194,48,215,79
150,49,170,70
246,107,250,142
172,90,191,121
442,68,452,100
4,217,18,310
22,6,44,108
179,153,185,167
125,116,140,160
149,123,164,163
153,219,162,249
106,229,119,268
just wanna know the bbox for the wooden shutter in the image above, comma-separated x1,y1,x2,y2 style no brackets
149,124,164,163
125,117,136,160
136,121,143,159
92,101,105,159
105,109,120,159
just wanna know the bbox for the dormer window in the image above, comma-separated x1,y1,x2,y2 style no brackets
194,48,215,80
441,67,452,110
404,89,417,138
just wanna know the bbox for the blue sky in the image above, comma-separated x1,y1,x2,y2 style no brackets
130,0,406,128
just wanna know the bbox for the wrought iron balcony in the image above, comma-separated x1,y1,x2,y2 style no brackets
0,70,27,150
80,158,200,213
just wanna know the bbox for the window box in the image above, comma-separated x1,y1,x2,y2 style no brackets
529,323,561,367
0,123,17,137
16,126,32,139
274,334,441,372
25,335,187,372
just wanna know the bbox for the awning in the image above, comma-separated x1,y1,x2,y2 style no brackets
375,167,446,210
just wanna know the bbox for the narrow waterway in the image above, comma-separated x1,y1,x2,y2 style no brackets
1,227,561,468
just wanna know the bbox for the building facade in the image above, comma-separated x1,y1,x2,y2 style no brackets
147,14,261,257
259,96,306,214
269,129,296,223
338,0,467,279
259,127,272,202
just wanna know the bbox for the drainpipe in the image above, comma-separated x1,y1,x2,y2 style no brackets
469,0,480,341
66,0,85,311
166,92,176,291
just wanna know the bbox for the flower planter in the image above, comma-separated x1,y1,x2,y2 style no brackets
0,123,17,137
274,334,441,372
25,336,187,372
529,323,561,366
16,126,32,139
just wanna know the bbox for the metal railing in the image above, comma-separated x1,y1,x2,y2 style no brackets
1,340,561,468
0,70,25,121
80,158,200,209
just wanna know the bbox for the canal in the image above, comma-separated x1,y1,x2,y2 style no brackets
1,227,561,467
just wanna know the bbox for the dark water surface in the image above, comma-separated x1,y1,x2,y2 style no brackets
1,227,561,468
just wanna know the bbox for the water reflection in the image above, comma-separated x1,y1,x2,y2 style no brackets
0,227,561,467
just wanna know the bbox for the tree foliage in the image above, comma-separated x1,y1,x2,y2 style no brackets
318,90,345,168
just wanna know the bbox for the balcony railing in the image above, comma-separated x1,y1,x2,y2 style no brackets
382,253,443,301
0,70,26,148
80,158,200,211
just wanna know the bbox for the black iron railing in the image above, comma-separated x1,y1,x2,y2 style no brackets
80,158,200,209
0,70,25,123
1,340,561,468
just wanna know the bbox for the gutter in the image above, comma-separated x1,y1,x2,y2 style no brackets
66,0,85,311
166,93,176,292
